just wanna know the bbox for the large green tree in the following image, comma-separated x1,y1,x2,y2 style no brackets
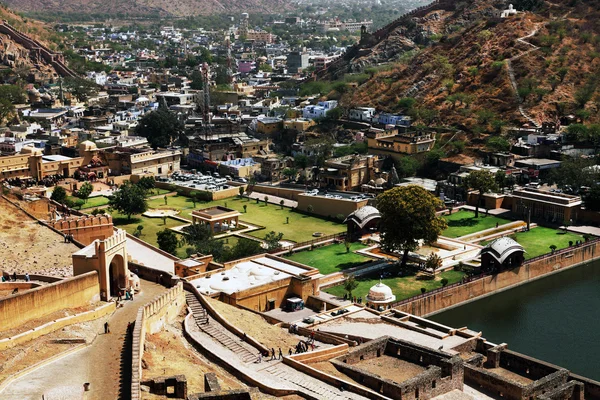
462,170,498,218
0,85,26,104
51,186,67,204
63,77,98,102
135,107,184,148
182,223,212,246
108,181,148,220
584,186,600,212
77,181,93,203
377,186,447,268
157,229,179,255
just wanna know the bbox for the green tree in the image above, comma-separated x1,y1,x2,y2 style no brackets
189,191,198,207
294,154,310,169
584,185,600,212
77,181,93,203
135,107,184,148
243,204,247,213
495,170,507,192
0,98,15,124
136,225,144,237
441,278,449,287
222,238,263,262
264,231,284,250
182,223,212,245
138,176,156,191
326,107,343,121
282,167,297,180
462,170,498,218
280,199,285,209
264,196,269,205
156,229,179,255
343,275,359,298
486,137,511,152
63,77,98,102
190,70,203,90
51,186,67,204
108,181,148,220
74,199,85,210
377,186,447,268
307,204,314,214
0,85,26,103
425,253,443,271
238,186,245,198
398,97,416,111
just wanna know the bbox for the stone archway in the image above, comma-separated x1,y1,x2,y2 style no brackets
108,254,126,297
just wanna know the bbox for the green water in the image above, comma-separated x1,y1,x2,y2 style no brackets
431,260,600,381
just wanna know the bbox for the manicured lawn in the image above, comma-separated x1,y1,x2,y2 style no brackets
513,227,585,259
218,236,240,249
69,195,110,209
146,188,172,196
443,210,510,238
284,242,370,275
146,195,345,243
324,270,466,302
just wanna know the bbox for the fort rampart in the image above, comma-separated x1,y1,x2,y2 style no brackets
0,271,100,332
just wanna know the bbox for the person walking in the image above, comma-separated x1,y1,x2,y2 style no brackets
104,321,110,334
129,288,134,301
278,347,283,360
271,348,276,361
25,273,30,282
289,348,293,356
256,352,262,363
117,290,122,301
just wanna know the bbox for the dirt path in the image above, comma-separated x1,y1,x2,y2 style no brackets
1,280,167,400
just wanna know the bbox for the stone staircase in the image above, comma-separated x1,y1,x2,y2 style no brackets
264,363,366,400
185,292,256,363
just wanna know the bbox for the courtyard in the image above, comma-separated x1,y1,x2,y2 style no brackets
284,242,371,275
145,195,345,243
443,210,510,238
324,269,466,302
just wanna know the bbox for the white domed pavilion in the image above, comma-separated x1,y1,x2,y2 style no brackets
366,281,396,309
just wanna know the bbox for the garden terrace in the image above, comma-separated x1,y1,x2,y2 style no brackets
284,242,371,275
443,210,511,238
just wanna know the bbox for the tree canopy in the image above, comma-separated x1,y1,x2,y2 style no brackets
135,107,184,148
77,181,93,202
51,186,67,204
108,181,148,220
462,170,498,218
157,229,179,255
377,186,447,268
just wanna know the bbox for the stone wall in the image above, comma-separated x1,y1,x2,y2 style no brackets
248,185,305,201
0,271,100,332
395,240,600,317
47,215,114,246
331,337,463,400
296,194,369,219
131,282,185,400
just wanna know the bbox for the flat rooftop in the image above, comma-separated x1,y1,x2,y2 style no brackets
355,355,426,382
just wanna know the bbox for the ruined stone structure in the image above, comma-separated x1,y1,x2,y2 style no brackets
72,230,130,301
47,214,114,246
331,336,463,399
0,20,77,78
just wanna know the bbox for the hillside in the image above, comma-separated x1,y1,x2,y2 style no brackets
1,0,293,18
0,5,60,50
328,0,600,130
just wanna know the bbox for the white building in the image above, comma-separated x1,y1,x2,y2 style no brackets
302,100,338,120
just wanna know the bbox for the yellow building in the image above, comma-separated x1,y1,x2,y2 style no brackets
283,118,315,132
104,147,181,176
322,154,382,191
256,118,283,135
366,129,436,159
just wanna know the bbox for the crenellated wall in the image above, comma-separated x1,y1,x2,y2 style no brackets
47,215,114,246
131,282,185,400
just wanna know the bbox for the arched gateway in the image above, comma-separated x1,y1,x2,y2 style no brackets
73,229,132,301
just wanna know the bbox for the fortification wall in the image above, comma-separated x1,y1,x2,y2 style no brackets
0,271,100,332
393,240,600,317
131,282,184,400
47,215,114,245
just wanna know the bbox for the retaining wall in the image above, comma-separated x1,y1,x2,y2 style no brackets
0,271,100,332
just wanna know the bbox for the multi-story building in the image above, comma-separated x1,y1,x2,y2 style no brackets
283,118,315,132
302,100,338,120
247,30,276,44
287,51,309,73
103,147,181,176
256,118,283,135
321,154,382,191
366,129,436,159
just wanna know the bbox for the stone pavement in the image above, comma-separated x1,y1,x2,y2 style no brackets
562,225,600,236
245,192,298,208
458,205,512,216
1,280,167,400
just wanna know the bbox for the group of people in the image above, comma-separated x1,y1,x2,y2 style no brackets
116,288,135,302
343,294,362,303
63,233,74,243
1,272,29,282
256,347,284,363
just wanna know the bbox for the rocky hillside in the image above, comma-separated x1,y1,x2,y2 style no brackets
1,0,293,17
332,0,600,130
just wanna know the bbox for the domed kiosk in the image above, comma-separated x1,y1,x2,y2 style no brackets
344,205,381,241
480,237,525,273
366,280,396,310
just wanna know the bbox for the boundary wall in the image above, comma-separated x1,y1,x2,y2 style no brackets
393,240,600,317
0,302,115,350
0,271,100,332
131,283,185,400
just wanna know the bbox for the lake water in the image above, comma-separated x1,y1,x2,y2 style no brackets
431,260,600,381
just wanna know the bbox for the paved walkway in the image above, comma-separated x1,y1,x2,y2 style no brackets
245,191,298,208
458,206,512,216
561,225,600,236
126,237,177,273
1,280,167,400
